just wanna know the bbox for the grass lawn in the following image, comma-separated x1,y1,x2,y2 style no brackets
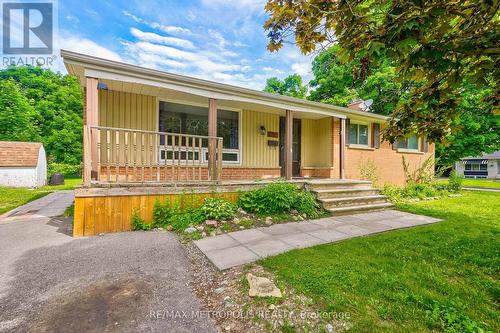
261,191,500,332
0,176,81,215
436,178,500,189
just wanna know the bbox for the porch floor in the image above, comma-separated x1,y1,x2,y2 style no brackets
87,178,369,188
194,210,442,270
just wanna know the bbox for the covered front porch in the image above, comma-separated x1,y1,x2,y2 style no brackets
68,53,348,188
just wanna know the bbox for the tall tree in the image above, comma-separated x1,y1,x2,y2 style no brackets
436,83,500,166
0,66,84,164
264,0,499,143
309,45,403,115
264,74,307,98
0,80,36,141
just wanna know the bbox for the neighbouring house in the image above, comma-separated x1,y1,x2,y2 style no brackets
454,151,500,179
0,141,47,188
61,50,434,236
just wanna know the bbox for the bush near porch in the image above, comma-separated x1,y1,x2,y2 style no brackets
381,166,464,203
131,182,328,239
260,191,500,332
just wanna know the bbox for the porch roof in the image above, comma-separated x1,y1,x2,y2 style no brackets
61,50,389,122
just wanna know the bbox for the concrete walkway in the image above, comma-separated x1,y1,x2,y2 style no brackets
0,190,75,222
194,210,442,270
463,187,500,192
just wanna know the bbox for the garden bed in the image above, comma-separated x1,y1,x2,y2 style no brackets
131,181,329,240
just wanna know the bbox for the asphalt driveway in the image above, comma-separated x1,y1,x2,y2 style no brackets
0,194,216,333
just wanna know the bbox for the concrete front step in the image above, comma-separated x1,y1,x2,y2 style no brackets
306,180,372,191
328,202,395,216
320,195,389,209
314,188,381,199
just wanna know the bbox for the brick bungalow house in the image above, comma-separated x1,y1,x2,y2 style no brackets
61,50,434,236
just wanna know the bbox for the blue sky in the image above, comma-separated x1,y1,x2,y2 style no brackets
54,0,314,90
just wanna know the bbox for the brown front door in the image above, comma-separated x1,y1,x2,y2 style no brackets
279,117,301,177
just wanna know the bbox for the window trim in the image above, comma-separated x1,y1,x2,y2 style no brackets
157,98,243,165
348,120,370,147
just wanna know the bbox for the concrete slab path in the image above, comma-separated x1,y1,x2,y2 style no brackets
194,210,442,270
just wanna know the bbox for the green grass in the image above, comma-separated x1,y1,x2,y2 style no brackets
0,176,81,215
436,178,500,189
261,192,500,332
39,175,82,191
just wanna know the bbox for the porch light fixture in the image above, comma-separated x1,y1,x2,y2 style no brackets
259,126,266,135
97,82,108,90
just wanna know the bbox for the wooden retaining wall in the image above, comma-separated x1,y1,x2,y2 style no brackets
73,191,239,237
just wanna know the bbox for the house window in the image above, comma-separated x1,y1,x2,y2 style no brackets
159,101,240,163
349,123,369,145
397,134,419,150
465,164,487,171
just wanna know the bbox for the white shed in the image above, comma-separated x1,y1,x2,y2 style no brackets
0,141,47,188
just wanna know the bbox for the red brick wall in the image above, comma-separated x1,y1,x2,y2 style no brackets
339,119,434,186
99,166,281,182
300,168,334,178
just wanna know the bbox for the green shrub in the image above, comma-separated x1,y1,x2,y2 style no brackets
48,163,81,176
239,182,323,217
292,190,319,216
448,171,464,192
200,197,236,221
153,199,173,226
239,182,298,215
383,182,452,203
167,210,206,231
131,209,152,230
152,197,205,232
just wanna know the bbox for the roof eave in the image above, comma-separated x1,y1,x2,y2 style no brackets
61,50,390,122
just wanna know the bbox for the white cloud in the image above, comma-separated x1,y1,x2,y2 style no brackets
150,23,191,35
65,15,80,25
201,0,266,11
130,28,195,49
123,11,191,35
233,41,248,48
186,11,196,22
51,33,123,73
123,41,242,73
123,10,142,23
208,30,227,49
61,35,123,62
291,62,311,76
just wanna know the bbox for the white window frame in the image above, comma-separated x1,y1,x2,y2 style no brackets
348,121,370,147
157,98,242,165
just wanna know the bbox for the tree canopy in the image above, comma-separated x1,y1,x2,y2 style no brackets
436,82,500,166
308,45,404,115
0,79,35,142
264,0,499,143
0,66,83,165
264,74,308,98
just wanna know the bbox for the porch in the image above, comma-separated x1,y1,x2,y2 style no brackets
68,51,352,187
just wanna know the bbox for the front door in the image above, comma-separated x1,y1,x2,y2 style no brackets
279,117,301,177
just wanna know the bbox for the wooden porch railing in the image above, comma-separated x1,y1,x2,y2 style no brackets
83,126,223,186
